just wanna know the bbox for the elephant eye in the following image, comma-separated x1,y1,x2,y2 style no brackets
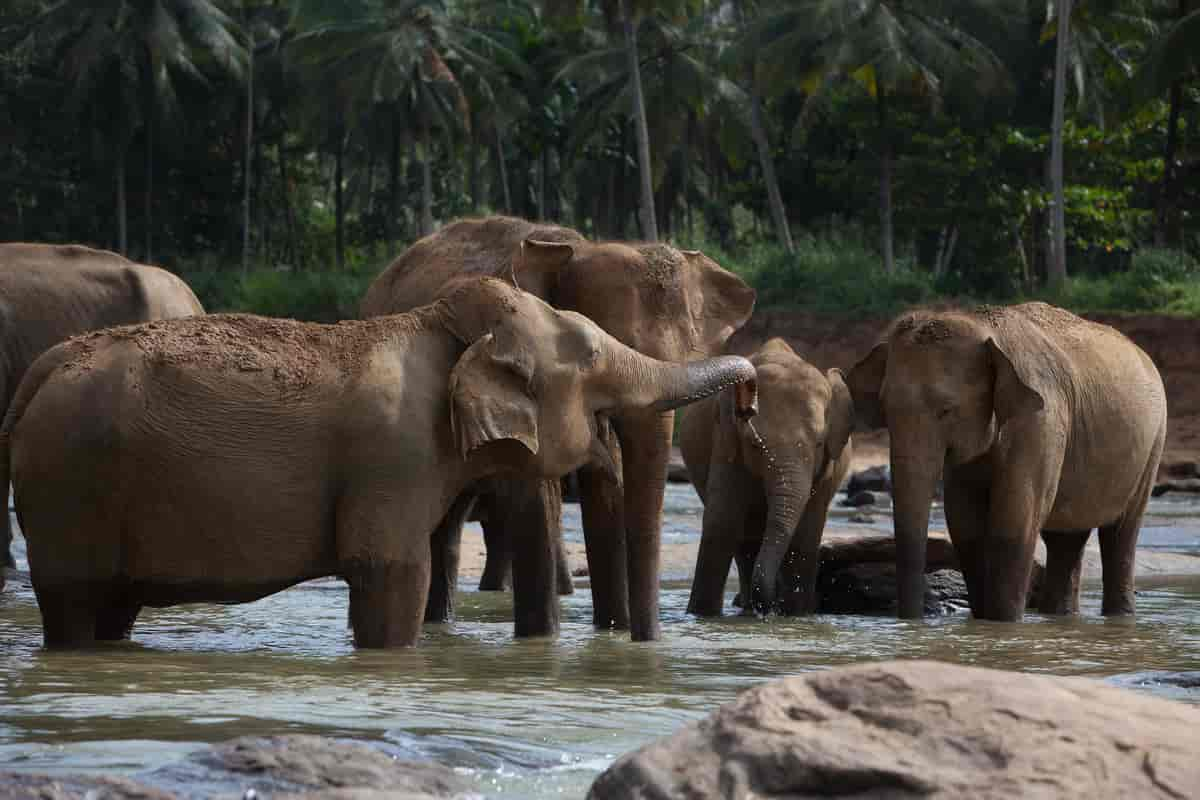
583,346,602,369
937,405,955,420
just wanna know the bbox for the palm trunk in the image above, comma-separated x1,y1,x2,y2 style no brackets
334,129,345,271
144,104,154,263
419,123,434,236
278,134,297,266
876,87,895,274
1156,79,1183,247
468,111,480,212
537,148,547,220
494,125,511,213
389,107,401,254
1048,0,1072,286
243,31,254,275
115,148,128,255
621,0,658,242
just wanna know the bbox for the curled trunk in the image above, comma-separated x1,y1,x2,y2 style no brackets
638,356,757,414
890,453,940,619
750,468,810,615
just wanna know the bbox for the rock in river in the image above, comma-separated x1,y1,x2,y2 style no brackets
588,659,1200,799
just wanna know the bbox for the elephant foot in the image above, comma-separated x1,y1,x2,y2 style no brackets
2,547,13,569
348,560,429,648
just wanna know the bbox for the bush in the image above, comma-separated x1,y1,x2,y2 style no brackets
178,264,380,322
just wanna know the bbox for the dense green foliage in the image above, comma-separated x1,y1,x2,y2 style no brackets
2,0,1197,319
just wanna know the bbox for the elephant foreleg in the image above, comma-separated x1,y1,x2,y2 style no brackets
507,478,562,638
578,465,630,629
425,494,476,623
478,497,513,591
1037,529,1091,615
348,558,431,648
33,581,100,649
942,471,990,614
687,462,754,617
735,539,758,617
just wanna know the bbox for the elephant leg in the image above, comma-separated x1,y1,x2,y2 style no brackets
34,582,99,649
555,533,574,595
1,489,12,569
1098,432,1162,616
735,539,758,617
478,515,513,591
687,462,754,617
578,464,630,630
425,494,476,624
507,478,562,638
1037,529,1091,615
942,473,990,614
96,597,141,641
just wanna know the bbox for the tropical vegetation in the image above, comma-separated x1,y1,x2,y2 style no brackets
1,0,1197,319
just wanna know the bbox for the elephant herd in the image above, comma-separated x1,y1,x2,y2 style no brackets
0,218,1168,651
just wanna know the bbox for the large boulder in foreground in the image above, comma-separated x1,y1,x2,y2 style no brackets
588,660,1200,799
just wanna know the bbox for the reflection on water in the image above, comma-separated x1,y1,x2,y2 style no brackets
4,490,1200,798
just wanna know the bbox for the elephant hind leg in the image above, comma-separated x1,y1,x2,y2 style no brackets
347,559,431,648
477,499,513,592
34,582,100,649
1037,529,1091,615
1099,426,1165,616
95,599,141,641
425,494,476,624
555,534,574,596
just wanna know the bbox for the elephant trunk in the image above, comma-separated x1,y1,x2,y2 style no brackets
890,445,941,619
611,351,757,416
750,464,811,616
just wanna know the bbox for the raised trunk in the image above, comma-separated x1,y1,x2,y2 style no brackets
632,355,758,414
750,470,811,615
1048,0,1072,286
876,88,895,274
116,148,128,255
890,452,941,619
621,0,658,242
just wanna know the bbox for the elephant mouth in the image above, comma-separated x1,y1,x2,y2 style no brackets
586,414,622,488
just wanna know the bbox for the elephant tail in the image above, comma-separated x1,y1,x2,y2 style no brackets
0,341,79,512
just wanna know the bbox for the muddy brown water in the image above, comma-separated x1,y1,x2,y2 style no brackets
3,487,1200,799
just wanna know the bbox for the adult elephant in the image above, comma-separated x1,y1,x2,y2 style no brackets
361,216,756,641
0,243,203,568
845,302,1166,621
4,278,756,649
682,339,853,618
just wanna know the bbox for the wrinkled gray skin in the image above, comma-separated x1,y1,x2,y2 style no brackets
0,243,203,570
361,216,756,641
681,339,853,617
846,303,1167,621
4,278,755,649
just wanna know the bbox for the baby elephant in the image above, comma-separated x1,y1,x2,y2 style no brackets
2,278,755,649
681,338,853,616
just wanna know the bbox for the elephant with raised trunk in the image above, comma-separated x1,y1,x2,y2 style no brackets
846,302,1166,621
0,243,203,569
4,278,755,649
361,216,756,641
682,339,853,617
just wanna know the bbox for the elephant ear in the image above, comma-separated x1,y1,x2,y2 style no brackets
824,368,853,462
686,251,757,355
987,338,1044,426
448,331,539,459
846,342,888,431
510,239,574,299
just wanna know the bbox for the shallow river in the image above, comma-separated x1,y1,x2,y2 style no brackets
3,487,1200,798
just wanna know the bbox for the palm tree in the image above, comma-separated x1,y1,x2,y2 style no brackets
1135,0,1200,244
291,0,504,258
748,0,1015,273
24,0,245,259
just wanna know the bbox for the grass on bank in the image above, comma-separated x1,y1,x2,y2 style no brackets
175,237,1200,323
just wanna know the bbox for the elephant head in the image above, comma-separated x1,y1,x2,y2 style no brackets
509,239,757,639
727,339,852,615
441,278,758,482
846,311,1043,619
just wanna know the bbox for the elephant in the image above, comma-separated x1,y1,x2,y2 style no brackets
3,277,756,649
681,338,853,617
361,215,756,641
845,302,1167,621
0,243,203,568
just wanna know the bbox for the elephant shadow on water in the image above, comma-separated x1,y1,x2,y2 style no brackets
4,277,755,649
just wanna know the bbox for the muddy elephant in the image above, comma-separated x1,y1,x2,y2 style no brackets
4,278,754,649
681,339,853,617
0,243,203,569
361,216,756,641
846,302,1166,621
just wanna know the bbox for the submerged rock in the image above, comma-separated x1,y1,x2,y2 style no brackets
817,565,969,616
839,490,877,508
845,464,890,494
0,772,174,799
588,659,1200,799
